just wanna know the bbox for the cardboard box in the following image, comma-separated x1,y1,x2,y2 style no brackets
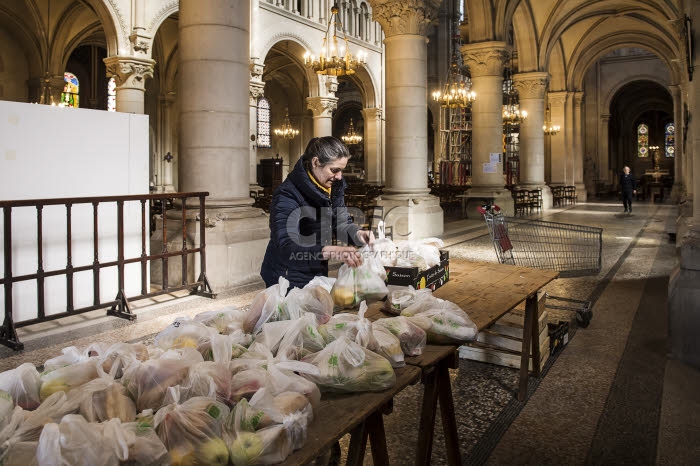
384,250,449,291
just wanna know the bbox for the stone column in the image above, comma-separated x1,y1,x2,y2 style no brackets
460,41,513,216
362,107,383,185
369,0,443,238
599,113,612,185
157,0,268,291
250,59,265,190
681,81,693,200
307,97,337,136
513,72,552,209
159,93,176,192
104,57,155,114
548,91,569,186
670,85,684,202
572,91,587,201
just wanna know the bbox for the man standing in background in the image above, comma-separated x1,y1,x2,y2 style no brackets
620,166,637,214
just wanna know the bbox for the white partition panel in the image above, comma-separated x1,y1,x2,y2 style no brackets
0,101,149,323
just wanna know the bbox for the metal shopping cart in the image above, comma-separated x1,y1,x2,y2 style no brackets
477,203,602,327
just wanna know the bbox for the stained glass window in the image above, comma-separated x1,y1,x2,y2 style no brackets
665,122,675,157
637,123,649,157
61,72,79,108
257,97,272,148
107,77,116,112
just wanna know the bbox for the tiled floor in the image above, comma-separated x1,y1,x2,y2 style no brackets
2,199,699,465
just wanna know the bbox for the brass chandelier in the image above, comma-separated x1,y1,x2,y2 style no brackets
341,118,362,145
274,109,299,140
303,4,366,76
432,58,477,108
543,105,560,135
502,66,527,124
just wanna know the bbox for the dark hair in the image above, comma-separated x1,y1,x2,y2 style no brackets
301,137,351,170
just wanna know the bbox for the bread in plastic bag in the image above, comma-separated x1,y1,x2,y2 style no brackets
121,347,203,412
101,417,169,466
0,363,42,410
303,276,336,293
198,332,250,362
97,342,150,379
1,391,79,448
384,285,433,315
373,316,427,356
193,306,248,335
68,375,136,423
185,361,239,408
35,414,121,466
301,336,395,392
154,395,230,466
244,277,290,333
281,286,333,324
39,359,100,401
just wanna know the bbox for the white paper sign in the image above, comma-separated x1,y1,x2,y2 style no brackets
490,153,502,164
483,162,497,174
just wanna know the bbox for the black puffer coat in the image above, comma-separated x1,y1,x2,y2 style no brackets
260,158,361,289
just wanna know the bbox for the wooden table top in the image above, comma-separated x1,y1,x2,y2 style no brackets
278,364,421,465
432,258,559,330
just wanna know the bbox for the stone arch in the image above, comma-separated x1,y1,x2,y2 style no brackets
464,0,495,42
147,0,179,35
511,1,538,72
603,75,672,117
495,0,524,42
260,33,319,97
81,0,123,56
344,65,378,109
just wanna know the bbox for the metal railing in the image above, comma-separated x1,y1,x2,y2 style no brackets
0,192,215,351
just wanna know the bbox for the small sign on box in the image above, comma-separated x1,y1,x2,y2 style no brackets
384,250,450,290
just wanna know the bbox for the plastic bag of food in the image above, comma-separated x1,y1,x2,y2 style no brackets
198,332,250,362
395,238,443,270
225,396,295,466
154,395,230,466
301,336,395,393
194,306,248,334
2,391,79,447
67,375,136,423
373,316,427,356
384,285,433,315
244,277,290,333
276,313,327,361
0,440,39,466
318,312,360,344
354,246,388,302
230,368,268,403
153,318,217,351
265,359,321,412
97,342,150,379
0,363,42,410
121,348,203,412
186,361,238,408
303,276,336,293
371,221,397,267
330,264,358,310
371,325,405,368
35,414,121,466
42,344,102,372
39,359,100,401
406,299,478,344
255,320,293,356
101,417,169,466
399,289,439,317
281,286,334,324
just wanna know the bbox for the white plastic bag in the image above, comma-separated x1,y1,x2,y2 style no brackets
153,318,217,351
371,221,397,267
281,286,334,324
194,306,248,334
245,277,290,333
68,375,137,423
384,285,433,315
303,276,336,293
39,359,100,401
0,363,42,410
373,316,427,356
405,298,478,344
97,342,150,379
35,415,120,466
276,313,327,360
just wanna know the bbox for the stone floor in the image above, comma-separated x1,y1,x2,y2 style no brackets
2,199,699,465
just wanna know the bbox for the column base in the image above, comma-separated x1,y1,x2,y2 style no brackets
574,183,588,202
670,183,685,204
151,206,269,291
461,188,515,218
668,227,700,369
375,194,443,241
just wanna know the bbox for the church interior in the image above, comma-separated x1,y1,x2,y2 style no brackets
1,0,700,464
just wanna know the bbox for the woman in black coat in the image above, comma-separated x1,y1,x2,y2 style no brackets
260,137,374,289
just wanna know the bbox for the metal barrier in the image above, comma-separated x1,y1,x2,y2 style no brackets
0,192,216,351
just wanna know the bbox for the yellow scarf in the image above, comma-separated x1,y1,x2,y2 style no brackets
307,170,331,196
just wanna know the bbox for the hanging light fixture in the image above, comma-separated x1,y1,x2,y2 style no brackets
502,65,527,124
303,4,367,76
341,118,362,145
432,57,477,108
36,0,59,106
543,105,560,135
274,109,299,140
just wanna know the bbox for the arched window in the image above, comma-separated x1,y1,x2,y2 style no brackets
257,97,272,148
360,3,369,41
637,123,649,157
61,72,79,108
665,122,675,157
107,76,116,112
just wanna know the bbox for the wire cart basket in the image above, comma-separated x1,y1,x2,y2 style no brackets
477,203,602,327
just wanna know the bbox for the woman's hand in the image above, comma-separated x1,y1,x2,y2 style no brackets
355,230,375,245
322,246,363,267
